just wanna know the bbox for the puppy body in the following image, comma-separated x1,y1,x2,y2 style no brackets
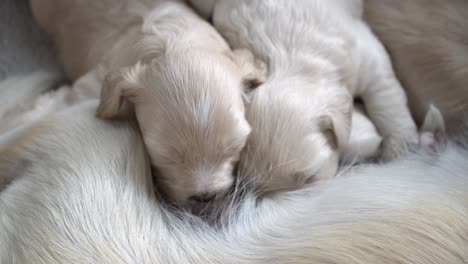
189,0,418,192
364,0,468,133
32,0,239,78
342,104,382,163
30,0,263,206
1,102,467,263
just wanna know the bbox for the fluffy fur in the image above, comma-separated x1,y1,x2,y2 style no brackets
188,0,418,193
342,104,382,163
364,0,468,133
30,0,266,207
1,101,467,263
0,71,61,121
0,70,100,135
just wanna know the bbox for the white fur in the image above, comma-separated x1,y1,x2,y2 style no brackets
0,71,61,121
187,0,418,193
342,104,382,163
1,102,467,263
0,70,101,136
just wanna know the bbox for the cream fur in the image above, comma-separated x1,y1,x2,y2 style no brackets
1,102,467,263
30,0,266,207
364,0,468,133
188,0,418,193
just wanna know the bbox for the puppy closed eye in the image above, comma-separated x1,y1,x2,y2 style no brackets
222,136,249,154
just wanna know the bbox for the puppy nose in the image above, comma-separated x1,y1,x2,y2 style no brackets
189,193,216,204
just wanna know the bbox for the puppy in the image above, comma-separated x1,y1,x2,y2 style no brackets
30,0,266,207
189,0,418,193
364,0,468,133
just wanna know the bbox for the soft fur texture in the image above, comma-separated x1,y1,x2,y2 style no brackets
342,104,382,163
30,0,266,207
364,0,468,133
0,70,100,135
188,0,418,193
1,1,467,263
1,102,467,264
0,71,61,122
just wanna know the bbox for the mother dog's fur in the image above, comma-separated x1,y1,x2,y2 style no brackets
1,102,467,263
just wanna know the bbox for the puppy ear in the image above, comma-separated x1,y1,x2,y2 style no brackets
319,113,351,151
96,63,146,119
229,49,267,89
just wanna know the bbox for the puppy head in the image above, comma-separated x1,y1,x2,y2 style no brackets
96,48,265,208
238,77,352,194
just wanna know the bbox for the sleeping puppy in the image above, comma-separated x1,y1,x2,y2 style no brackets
0,75,381,203
364,0,468,133
0,73,383,193
188,0,419,193
30,0,266,207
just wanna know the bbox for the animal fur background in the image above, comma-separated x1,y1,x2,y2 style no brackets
0,1,467,263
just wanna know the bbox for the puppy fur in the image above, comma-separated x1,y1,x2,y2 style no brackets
342,103,382,164
1,101,467,263
0,73,381,194
188,0,418,193
30,0,266,207
364,0,468,133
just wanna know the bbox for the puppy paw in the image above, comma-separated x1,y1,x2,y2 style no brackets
417,105,447,153
380,134,419,161
381,105,447,160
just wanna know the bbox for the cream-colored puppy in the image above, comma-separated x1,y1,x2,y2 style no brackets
364,0,468,133
189,0,419,193
30,0,265,207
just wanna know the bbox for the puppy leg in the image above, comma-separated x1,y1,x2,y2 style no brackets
351,23,418,160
